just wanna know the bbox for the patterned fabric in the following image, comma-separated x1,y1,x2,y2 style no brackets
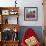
21,28,41,46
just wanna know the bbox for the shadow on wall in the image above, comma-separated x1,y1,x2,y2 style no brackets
18,26,44,44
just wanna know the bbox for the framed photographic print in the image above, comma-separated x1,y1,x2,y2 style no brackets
2,10,9,15
24,7,38,21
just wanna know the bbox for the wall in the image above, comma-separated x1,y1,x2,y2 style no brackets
0,0,44,26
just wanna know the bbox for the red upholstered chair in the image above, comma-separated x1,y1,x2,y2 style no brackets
21,28,41,46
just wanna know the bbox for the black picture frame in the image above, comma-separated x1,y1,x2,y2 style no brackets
24,7,38,21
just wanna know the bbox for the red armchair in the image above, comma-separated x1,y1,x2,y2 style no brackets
21,28,41,46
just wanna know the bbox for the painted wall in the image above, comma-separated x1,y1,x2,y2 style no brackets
0,0,44,26
18,0,44,26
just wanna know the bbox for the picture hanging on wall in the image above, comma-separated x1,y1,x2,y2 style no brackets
24,7,38,21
